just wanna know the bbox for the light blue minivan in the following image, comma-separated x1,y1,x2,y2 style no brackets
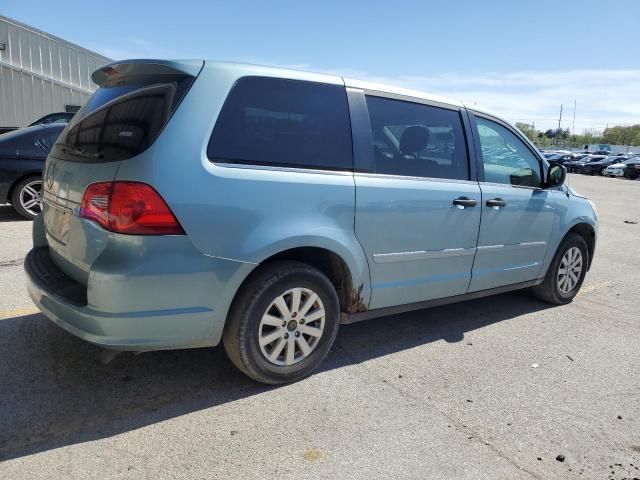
25,60,598,383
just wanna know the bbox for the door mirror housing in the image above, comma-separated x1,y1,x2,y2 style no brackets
546,164,566,188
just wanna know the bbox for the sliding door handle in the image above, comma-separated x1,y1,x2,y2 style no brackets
452,197,477,209
486,198,507,208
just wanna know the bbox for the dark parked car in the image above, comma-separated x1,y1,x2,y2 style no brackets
0,112,75,136
566,155,605,173
545,153,578,165
579,156,626,175
0,124,65,219
27,112,75,127
623,160,640,179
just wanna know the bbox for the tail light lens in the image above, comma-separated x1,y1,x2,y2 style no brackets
79,182,111,230
80,182,185,235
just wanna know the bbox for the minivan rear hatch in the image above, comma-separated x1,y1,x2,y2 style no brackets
43,60,203,282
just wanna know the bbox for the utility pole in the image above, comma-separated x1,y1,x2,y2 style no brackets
557,104,563,146
572,100,576,146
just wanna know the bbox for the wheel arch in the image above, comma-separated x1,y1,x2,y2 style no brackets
565,222,596,270
7,171,42,205
234,244,369,315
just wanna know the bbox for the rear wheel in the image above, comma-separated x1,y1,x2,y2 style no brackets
11,176,43,219
223,261,340,384
532,233,588,305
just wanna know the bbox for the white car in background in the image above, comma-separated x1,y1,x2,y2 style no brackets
604,158,636,177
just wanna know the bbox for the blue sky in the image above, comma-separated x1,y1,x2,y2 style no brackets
4,0,640,131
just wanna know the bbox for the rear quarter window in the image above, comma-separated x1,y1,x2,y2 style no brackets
207,77,353,171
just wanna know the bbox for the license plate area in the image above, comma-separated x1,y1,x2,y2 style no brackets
44,202,72,245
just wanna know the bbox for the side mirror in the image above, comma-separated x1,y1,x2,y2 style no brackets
546,164,566,187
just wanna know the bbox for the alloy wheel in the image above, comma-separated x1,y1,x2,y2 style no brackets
258,287,325,366
557,247,583,294
19,180,43,217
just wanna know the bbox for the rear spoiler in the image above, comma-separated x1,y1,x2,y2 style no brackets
92,59,204,87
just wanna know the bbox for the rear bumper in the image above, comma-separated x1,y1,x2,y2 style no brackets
25,243,254,351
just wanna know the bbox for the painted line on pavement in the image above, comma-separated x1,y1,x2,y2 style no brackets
0,307,40,319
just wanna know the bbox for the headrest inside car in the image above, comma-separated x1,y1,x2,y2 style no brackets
399,126,429,155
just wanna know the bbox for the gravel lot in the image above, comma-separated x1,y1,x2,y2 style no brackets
0,174,639,479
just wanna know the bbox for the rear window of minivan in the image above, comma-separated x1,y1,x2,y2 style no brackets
51,74,195,163
207,77,353,171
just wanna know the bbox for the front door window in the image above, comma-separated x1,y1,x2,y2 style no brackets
475,117,542,188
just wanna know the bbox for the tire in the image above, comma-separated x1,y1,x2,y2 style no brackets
11,175,43,220
223,261,340,384
532,233,589,305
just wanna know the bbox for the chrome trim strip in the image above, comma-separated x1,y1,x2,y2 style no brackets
478,181,542,191
519,241,547,247
373,247,476,264
355,172,477,185
476,241,546,253
212,161,353,176
504,262,540,271
476,244,504,250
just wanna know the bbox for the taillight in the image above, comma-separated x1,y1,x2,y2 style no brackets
80,181,185,235
80,182,111,230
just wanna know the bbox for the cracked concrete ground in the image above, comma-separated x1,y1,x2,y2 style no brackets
0,174,639,479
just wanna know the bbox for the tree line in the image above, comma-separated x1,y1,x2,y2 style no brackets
515,122,640,148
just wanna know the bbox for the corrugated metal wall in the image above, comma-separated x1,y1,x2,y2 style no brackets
0,15,111,128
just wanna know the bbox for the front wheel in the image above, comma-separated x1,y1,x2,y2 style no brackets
223,261,340,384
532,233,588,305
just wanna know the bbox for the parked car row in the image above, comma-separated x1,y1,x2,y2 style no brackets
575,155,640,178
542,150,640,179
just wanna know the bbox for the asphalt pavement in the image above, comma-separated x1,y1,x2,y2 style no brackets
0,174,639,479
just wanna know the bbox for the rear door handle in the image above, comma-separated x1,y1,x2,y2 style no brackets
452,196,477,209
486,198,507,208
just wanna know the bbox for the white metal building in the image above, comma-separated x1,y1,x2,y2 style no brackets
0,15,111,131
